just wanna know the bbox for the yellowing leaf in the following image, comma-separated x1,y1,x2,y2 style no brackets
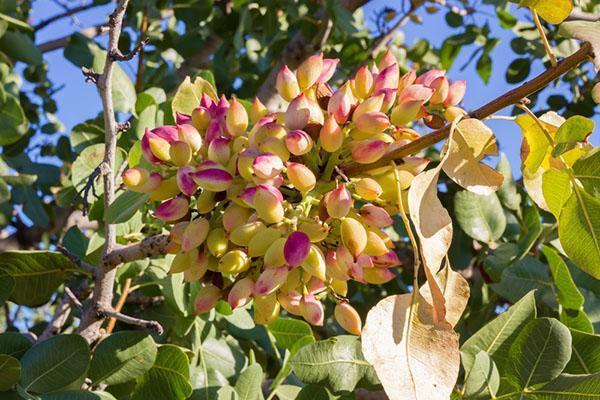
442,119,504,195
516,111,564,174
171,76,218,119
521,0,573,24
362,290,464,400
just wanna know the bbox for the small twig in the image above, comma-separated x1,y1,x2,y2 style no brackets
370,3,419,57
82,67,101,84
110,38,149,62
3,304,12,329
57,245,96,274
76,166,102,216
34,1,101,31
105,278,132,334
116,121,131,133
531,7,557,67
334,166,351,183
64,287,84,310
39,296,72,341
135,7,150,92
98,307,164,334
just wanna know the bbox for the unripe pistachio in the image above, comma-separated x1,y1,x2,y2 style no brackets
351,140,387,164
181,217,210,252
319,115,344,152
364,230,389,256
341,217,367,257
334,302,362,335
169,141,192,166
253,153,284,180
193,168,233,192
259,136,290,162
169,222,189,244
355,178,382,200
149,136,171,162
378,88,398,113
354,65,373,99
373,63,399,93
354,111,389,135
285,93,324,130
155,196,189,222
218,249,250,274
264,237,288,268
176,166,197,196
123,167,149,188
324,184,352,219
300,294,324,326
331,279,348,296
232,136,249,153
276,65,300,101
372,250,402,268
223,203,253,233
226,98,249,136
142,127,178,164
177,124,202,153
284,231,311,267
277,291,302,316
391,100,423,126
301,245,327,281
285,130,313,156
253,186,285,224
170,248,199,274
378,49,397,70
254,266,289,296
297,53,323,90
230,221,265,246
248,227,282,257
298,220,329,242
415,69,446,87
149,176,180,201
328,82,354,124
398,70,417,93
176,112,191,125
250,97,269,124
184,251,209,282
237,148,259,182
429,76,450,104
325,250,350,281
360,204,394,228
286,162,316,193
228,276,255,309
443,80,467,107
363,267,395,284
353,94,384,122
196,190,216,214
207,137,231,165
317,58,339,84
306,276,326,294
191,107,211,131
126,171,163,193
253,293,280,325
207,228,228,257
195,283,221,314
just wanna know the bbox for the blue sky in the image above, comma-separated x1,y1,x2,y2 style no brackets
30,0,599,177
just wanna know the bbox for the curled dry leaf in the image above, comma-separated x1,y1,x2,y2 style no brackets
442,118,503,196
419,265,470,328
361,289,463,400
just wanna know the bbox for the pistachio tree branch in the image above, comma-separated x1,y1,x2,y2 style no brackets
342,41,594,175
102,234,169,268
34,1,103,31
370,3,419,57
97,307,164,334
78,0,132,343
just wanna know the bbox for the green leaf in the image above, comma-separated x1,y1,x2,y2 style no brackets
0,94,28,146
0,13,33,31
530,372,600,399
106,191,149,224
461,291,536,372
63,34,136,113
290,335,378,393
40,391,117,400
490,257,555,306
507,318,572,389
71,144,127,200
454,191,506,243
223,308,255,331
0,271,15,304
171,76,217,119
552,116,594,157
0,333,33,359
89,331,157,386
506,58,531,84
564,329,600,374
572,148,600,197
132,345,192,400
272,385,301,400
0,251,80,306
70,123,104,153
542,169,572,218
462,351,499,400
496,154,521,211
560,309,594,334
198,337,245,379
0,31,42,65
0,354,20,391
268,317,313,350
234,364,262,400
20,334,90,394
476,53,492,84
541,245,584,310
558,190,600,279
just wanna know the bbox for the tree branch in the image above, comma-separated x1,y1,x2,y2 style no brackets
34,2,102,31
38,25,109,53
102,234,169,268
341,42,594,175
38,296,72,341
97,307,164,334
370,3,418,58
78,0,132,343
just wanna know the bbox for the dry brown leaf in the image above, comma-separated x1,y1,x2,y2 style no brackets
361,293,461,400
442,118,504,196
419,265,470,328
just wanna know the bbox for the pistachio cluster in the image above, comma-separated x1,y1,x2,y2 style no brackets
122,50,466,334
